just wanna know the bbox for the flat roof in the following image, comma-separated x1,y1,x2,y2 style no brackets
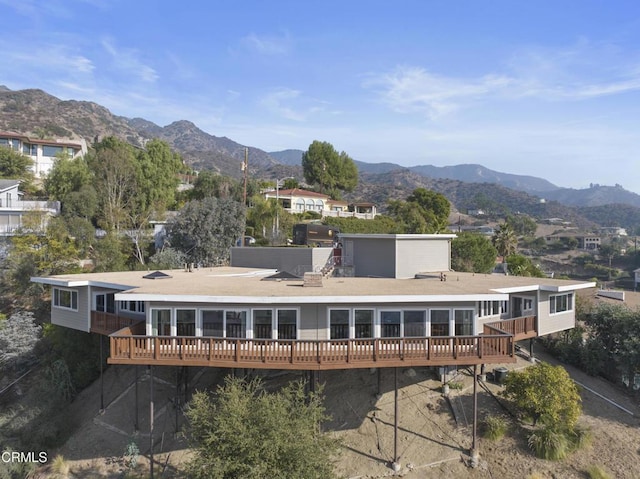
32,267,595,305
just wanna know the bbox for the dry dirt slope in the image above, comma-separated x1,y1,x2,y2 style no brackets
37,347,640,479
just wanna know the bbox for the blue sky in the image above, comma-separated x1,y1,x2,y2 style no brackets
3,0,640,193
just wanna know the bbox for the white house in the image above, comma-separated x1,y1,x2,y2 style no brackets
0,132,87,177
0,179,60,235
263,188,377,219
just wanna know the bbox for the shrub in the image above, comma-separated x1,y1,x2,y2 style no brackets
51,455,70,478
481,415,508,441
586,465,612,479
527,427,570,460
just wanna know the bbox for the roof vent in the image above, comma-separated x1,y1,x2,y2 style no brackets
143,271,172,280
303,272,323,287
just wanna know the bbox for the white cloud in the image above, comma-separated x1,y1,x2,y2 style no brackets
366,40,640,119
240,32,291,55
101,38,158,83
260,88,329,122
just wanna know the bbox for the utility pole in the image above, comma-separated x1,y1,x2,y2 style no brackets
242,147,248,205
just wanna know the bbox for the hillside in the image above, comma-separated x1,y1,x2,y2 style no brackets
1,86,640,226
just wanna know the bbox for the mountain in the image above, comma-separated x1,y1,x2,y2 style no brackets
1,86,639,221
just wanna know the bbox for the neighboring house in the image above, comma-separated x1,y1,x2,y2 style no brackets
263,188,377,219
544,233,601,250
32,234,594,372
0,179,60,235
0,132,87,177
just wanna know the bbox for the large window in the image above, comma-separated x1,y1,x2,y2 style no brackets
329,309,349,339
42,145,64,157
478,300,508,317
202,310,223,337
404,310,426,337
430,310,450,336
53,288,78,311
253,309,273,339
226,310,247,338
176,309,196,336
151,309,171,336
277,309,297,339
380,311,401,337
354,309,374,338
455,310,474,336
550,293,573,314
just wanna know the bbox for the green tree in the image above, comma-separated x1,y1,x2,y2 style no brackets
502,362,581,430
302,141,358,195
505,254,545,277
584,303,640,384
167,197,246,266
506,214,537,237
492,223,518,258
45,156,92,205
185,376,340,479
451,232,498,273
388,188,450,233
87,137,138,231
135,139,182,212
0,146,33,178
190,171,241,201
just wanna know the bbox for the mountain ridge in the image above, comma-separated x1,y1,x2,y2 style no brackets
2,86,640,220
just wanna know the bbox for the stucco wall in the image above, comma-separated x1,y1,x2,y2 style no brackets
230,247,332,275
395,238,451,277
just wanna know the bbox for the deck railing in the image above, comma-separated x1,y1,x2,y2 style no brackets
484,316,537,341
91,311,145,336
108,334,515,370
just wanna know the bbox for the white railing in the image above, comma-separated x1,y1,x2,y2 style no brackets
284,208,375,220
0,200,60,214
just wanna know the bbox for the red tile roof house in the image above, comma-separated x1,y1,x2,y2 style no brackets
31,234,594,468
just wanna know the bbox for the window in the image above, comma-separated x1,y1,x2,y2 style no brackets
305,199,314,211
176,309,196,336
253,309,273,339
329,309,349,339
120,300,145,314
95,292,115,313
295,199,305,211
404,310,426,337
277,309,297,339
550,293,573,314
455,310,474,336
42,145,64,157
354,309,373,338
202,310,223,337
430,310,450,336
478,300,508,317
316,200,324,212
151,309,171,336
226,310,247,338
380,311,401,337
53,288,78,311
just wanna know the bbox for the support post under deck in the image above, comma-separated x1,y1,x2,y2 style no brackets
391,367,400,472
471,364,479,467
149,365,155,479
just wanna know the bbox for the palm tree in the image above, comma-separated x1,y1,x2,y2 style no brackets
492,223,518,259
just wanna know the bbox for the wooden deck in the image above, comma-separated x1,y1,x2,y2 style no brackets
108,334,516,370
484,316,537,341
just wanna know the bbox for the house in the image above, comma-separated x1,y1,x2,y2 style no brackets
30,233,595,464
0,179,60,235
0,132,87,177
31,234,595,371
544,233,601,250
262,188,377,219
